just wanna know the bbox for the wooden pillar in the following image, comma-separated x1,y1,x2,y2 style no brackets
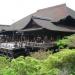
12,32,15,42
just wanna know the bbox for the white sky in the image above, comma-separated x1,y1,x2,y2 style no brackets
0,0,74,25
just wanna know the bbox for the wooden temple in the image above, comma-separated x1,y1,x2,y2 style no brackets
0,4,75,57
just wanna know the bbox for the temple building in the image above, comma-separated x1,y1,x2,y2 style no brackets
0,4,75,50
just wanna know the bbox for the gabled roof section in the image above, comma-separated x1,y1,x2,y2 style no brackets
33,18,75,32
6,14,32,31
52,16,75,27
23,19,42,29
33,4,75,22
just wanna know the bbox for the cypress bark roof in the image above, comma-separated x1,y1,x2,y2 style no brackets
4,4,75,32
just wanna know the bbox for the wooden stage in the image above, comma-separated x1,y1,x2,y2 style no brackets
0,42,56,58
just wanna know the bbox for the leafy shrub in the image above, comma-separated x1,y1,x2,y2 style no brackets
56,34,75,48
30,50,52,60
0,56,10,69
45,49,75,75
0,56,10,75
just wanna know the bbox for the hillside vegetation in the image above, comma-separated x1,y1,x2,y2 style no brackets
0,49,75,75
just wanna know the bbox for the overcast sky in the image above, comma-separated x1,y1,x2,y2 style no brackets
0,0,74,25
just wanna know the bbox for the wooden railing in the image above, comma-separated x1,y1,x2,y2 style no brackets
15,41,55,48
0,41,56,50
